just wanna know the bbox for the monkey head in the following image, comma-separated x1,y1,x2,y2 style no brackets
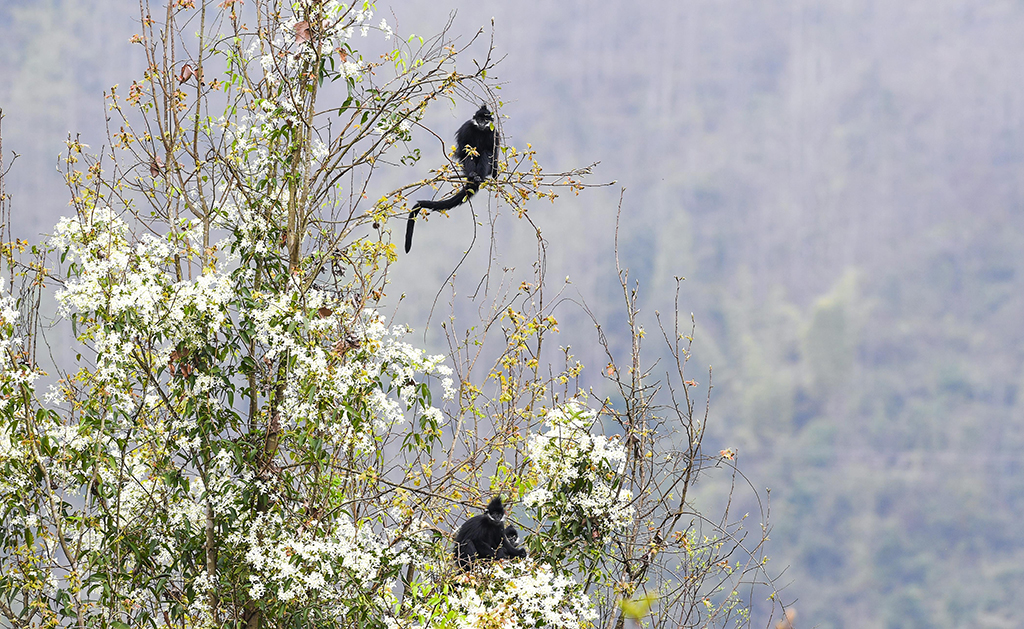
472,105,494,128
484,496,505,525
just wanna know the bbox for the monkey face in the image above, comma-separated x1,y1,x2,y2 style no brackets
484,496,505,523
473,105,493,127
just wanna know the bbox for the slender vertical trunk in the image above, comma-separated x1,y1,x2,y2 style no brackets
205,502,218,619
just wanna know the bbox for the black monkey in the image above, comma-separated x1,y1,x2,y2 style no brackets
405,105,499,253
453,497,523,569
494,525,527,561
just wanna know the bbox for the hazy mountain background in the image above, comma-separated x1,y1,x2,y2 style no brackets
3,1,1024,627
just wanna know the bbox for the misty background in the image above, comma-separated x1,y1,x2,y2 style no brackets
3,1,1024,627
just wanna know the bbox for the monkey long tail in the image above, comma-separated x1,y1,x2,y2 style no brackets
404,181,480,253
404,207,421,253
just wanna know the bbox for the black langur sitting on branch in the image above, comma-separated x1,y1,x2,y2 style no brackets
405,104,499,253
453,497,527,570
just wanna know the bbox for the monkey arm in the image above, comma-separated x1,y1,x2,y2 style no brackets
475,537,499,559
496,529,526,560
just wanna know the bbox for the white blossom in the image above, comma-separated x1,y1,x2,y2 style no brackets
449,560,596,629
524,402,634,540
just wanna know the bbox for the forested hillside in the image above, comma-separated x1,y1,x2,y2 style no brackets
3,0,1024,627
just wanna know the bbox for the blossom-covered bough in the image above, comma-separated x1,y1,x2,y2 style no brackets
0,1,783,628
525,403,634,554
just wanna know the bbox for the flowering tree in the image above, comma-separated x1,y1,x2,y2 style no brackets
0,2,780,628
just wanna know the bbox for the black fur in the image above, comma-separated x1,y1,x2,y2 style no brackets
495,525,527,561
405,105,499,253
453,497,524,569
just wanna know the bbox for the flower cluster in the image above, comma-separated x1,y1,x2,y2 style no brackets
0,290,37,505
251,289,455,451
376,110,415,145
48,207,454,453
524,402,634,542
51,208,231,389
450,560,596,629
260,2,394,89
217,511,443,624
0,291,39,415
390,558,595,629
231,512,385,603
